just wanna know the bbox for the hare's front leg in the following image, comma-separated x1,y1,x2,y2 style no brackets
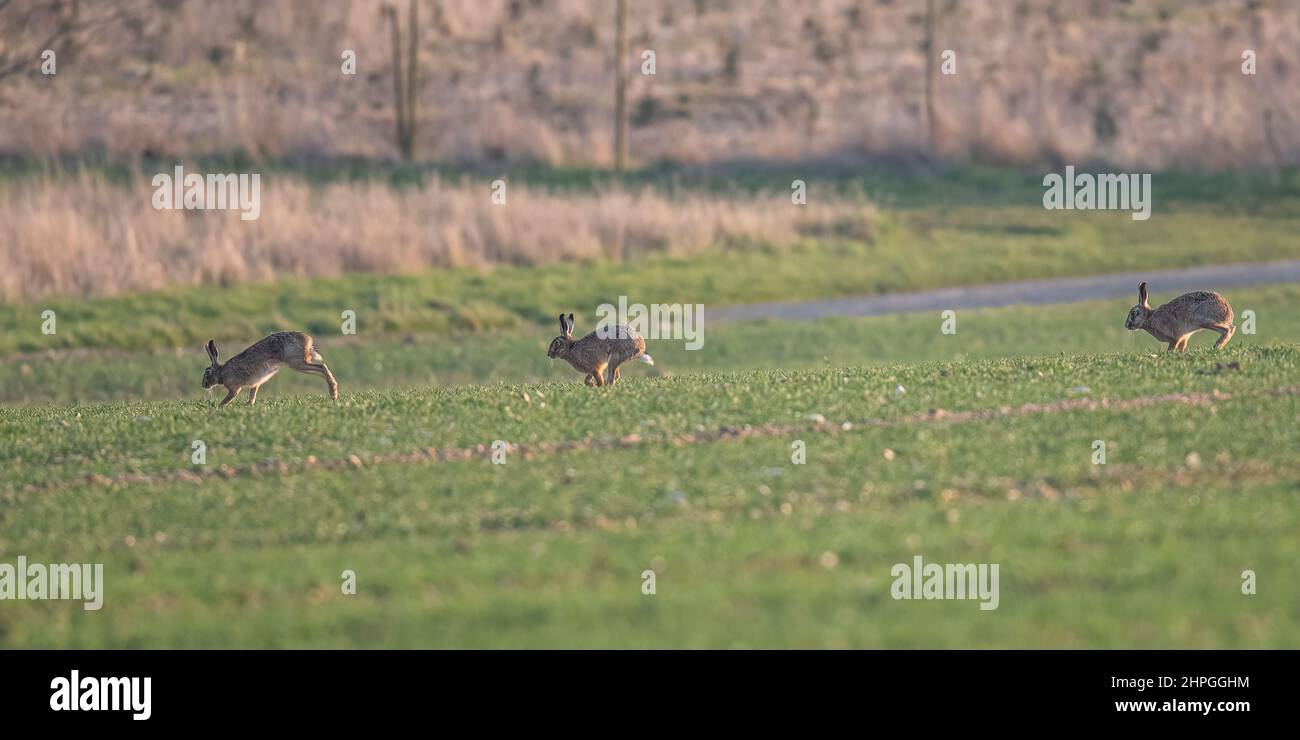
590,361,608,386
219,386,242,406
584,373,597,387
247,385,260,405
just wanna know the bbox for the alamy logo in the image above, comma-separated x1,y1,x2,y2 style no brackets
152,165,261,221
890,555,999,610
596,297,704,350
50,670,151,720
0,556,103,610
1043,165,1151,221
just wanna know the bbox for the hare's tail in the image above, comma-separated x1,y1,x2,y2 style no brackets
637,353,654,366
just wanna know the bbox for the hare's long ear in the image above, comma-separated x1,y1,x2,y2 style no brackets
558,314,569,336
567,313,575,335
206,340,219,367
1138,281,1149,308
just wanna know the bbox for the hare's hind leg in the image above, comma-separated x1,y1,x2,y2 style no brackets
247,385,260,406
1207,323,1234,349
607,363,622,385
288,358,339,400
298,340,340,400
318,363,339,400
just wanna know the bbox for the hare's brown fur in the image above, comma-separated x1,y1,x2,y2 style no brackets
547,313,652,386
1125,282,1234,352
202,331,339,406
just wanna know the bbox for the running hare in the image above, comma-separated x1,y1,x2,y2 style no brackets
1125,282,1234,352
547,313,653,386
202,331,339,406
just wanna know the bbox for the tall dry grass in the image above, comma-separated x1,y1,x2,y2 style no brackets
0,174,873,302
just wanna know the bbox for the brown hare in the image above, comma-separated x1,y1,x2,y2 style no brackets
1125,281,1234,352
547,313,653,386
202,332,339,406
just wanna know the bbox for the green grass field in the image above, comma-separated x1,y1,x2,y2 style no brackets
3,165,1298,648
3,345,1297,647
4,282,1297,405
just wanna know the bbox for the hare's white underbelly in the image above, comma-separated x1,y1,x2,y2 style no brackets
248,363,282,387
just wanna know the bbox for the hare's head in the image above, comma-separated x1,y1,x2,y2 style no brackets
202,340,221,388
1125,282,1152,330
547,314,575,358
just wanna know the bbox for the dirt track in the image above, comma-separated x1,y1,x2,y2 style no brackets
710,260,1300,322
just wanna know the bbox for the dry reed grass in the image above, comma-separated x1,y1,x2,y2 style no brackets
0,173,872,302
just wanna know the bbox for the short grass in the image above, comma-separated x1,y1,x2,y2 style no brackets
4,283,1296,405
1,347,1297,648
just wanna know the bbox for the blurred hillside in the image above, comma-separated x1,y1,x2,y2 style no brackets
1,0,1296,170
